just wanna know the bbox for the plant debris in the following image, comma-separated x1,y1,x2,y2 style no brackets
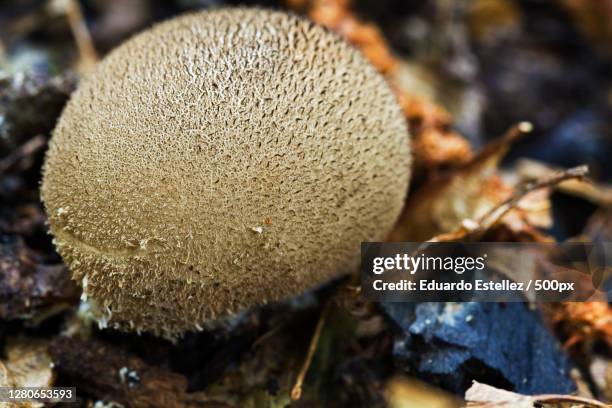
464,380,609,408
0,234,77,321
0,338,54,391
48,336,210,407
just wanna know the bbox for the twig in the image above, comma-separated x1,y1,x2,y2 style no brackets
0,135,47,174
251,322,285,349
478,164,589,230
517,158,612,205
290,301,331,401
533,395,609,407
65,0,99,68
431,164,589,243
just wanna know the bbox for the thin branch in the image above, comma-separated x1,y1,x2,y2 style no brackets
251,322,285,349
290,301,330,401
431,165,589,243
65,0,99,68
534,394,611,407
517,158,612,205
479,164,589,230
0,135,47,174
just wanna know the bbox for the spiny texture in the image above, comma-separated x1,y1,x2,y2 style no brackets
41,8,411,338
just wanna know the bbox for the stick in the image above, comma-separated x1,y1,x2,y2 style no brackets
65,0,99,68
0,135,47,174
290,302,330,400
478,164,589,230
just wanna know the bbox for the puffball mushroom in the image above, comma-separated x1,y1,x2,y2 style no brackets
41,8,411,338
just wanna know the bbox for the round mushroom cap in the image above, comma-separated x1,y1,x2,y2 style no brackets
41,8,411,338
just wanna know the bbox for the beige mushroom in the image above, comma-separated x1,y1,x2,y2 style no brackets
41,8,411,339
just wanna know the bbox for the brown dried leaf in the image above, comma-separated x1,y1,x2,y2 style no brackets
390,124,526,242
548,302,612,350
411,126,474,170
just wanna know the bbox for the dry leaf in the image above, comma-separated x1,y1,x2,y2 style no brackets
548,302,612,350
428,163,588,243
390,125,525,242
464,380,610,407
0,338,54,408
465,381,535,407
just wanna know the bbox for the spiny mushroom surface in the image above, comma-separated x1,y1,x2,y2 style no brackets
41,8,411,338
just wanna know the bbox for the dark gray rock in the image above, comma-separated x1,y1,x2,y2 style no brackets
381,302,576,395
